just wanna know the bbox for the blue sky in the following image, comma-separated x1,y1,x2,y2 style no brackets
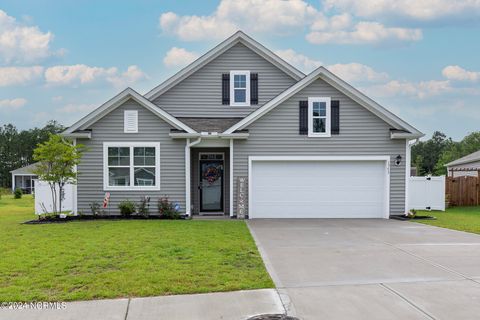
0,0,479,140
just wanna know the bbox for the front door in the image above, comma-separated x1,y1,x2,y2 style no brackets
199,154,224,212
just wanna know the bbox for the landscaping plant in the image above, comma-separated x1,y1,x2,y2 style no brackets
14,188,23,199
158,196,180,219
89,201,104,216
118,200,136,216
32,134,84,215
138,196,150,217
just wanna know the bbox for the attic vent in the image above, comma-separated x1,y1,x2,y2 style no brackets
124,110,138,133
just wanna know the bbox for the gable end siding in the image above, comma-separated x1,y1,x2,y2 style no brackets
153,43,296,118
232,78,406,216
76,99,186,214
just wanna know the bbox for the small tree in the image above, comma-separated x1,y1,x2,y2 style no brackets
32,134,84,215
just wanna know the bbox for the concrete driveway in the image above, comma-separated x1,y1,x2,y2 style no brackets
248,219,480,320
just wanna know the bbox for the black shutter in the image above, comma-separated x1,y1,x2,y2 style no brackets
331,100,340,135
299,100,308,135
222,73,230,105
250,73,258,105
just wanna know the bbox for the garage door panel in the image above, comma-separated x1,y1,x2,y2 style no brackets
250,160,387,219
253,186,383,202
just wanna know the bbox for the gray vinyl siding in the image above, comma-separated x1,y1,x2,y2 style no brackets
153,43,296,118
190,148,230,215
76,99,186,215
232,78,407,216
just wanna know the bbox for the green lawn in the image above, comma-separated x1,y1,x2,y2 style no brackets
415,206,480,234
0,195,273,302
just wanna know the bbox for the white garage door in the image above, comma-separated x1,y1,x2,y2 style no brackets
250,159,388,218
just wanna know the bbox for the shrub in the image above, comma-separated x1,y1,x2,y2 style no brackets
14,188,23,199
138,196,151,217
89,202,104,216
158,196,180,219
118,200,136,216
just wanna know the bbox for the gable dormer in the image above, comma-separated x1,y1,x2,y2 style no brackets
148,31,304,118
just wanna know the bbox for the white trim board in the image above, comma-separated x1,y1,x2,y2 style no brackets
144,31,304,100
224,66,423,139
248,156,391,219
63,88,196,135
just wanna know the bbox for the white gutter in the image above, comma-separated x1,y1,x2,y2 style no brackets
185,137,202,216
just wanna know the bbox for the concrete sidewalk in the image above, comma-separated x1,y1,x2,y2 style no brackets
0,289,285,320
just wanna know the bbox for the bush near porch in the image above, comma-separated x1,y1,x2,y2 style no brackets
415,206,480,234
0,195,273,301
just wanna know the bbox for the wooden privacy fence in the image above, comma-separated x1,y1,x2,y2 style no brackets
446,176,480,206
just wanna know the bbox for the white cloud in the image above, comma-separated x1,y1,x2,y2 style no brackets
163,47,200,68
274,49,322,73
306,21,422,45
366,79,452,98
159,0,321,41
107,65,148,88
442,65,479,82
0,10,56,63
44,64,147,87
0,98,27,111
0,66,43,86
52,95,63,102
159,0,423,46
323,0,480,23
56,103,96,114
327,63,389,83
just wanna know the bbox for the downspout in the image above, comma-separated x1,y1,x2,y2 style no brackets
185,137,202,216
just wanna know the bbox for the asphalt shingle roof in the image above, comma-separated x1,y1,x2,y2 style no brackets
446,150,480,167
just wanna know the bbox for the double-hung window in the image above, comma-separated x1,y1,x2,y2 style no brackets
103,142,160,190
308,97,331,137
230,70,250,106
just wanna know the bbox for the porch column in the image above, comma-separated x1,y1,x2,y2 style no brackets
185,138,191,216
185,137,202,216
229,139,234,217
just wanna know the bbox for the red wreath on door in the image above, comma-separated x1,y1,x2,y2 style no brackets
203,166,221,184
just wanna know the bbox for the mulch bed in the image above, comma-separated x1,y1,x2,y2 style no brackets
247,315,299,320
23,214,187,224
390,215,436,221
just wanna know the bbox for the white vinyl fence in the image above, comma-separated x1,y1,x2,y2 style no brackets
34,180,75,215
409,176,445,211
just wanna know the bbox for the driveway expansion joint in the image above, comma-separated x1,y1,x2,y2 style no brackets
380,283,436,320
124,298,131,320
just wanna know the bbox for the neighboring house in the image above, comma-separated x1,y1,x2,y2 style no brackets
62,31,423,219
446,150,480,177
10,162,39,194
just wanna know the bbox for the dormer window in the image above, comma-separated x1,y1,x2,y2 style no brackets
308,97,331,137
230,71,250,106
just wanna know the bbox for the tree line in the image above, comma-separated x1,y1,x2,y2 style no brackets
412,131,480,176
0,121,65,188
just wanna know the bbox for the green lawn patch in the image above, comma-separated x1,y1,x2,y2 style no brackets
415,206,480,234
0,195,273,301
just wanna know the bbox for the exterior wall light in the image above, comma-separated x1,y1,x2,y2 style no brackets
395,155,402,166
